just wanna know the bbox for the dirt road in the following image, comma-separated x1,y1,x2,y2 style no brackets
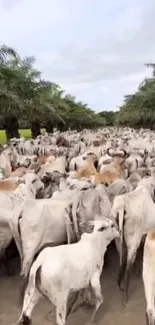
0,244,146,325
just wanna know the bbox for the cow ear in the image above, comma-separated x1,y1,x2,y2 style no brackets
34,166,41,174
46,172,52,176
41,175,49,183
119,185,127,195
79,220,94,233
18,178,25,184
61,172,68,179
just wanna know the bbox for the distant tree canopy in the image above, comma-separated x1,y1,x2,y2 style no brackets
117,63,155,129
97,111,116,126
0,44,105,140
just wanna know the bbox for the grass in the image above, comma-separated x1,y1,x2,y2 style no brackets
0,129,32,144
0,128,46,144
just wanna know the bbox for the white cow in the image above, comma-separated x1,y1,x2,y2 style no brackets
17,218,119,325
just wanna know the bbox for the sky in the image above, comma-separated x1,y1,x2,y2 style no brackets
0,0,155,112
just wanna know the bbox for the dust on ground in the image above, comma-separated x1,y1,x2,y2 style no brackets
0,243,146,325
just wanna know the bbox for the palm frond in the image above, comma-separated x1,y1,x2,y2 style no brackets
0,44,19,63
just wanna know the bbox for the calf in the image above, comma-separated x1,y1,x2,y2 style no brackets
71,153,98,179
93,148,127,186
17,218,119,325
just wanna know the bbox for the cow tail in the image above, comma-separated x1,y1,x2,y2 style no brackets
19,259,42,307
19,271,30,306
71,194,81,241
118,206,125,267
117,206,127,290
64,203,75,244
19,243,55,307
74,162,78,171
10,203,24,263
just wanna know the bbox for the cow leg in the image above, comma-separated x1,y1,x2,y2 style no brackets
115,237,121,252
122,234,141,306
21,246,38,277
117,236,127,291
55,295,68,325
68,288,94,315
84,287,95,307
143,276,155,325
17,285,41,324
134,242,143,277
118,250,127,291
88,272,103,324
143,250,155,325
67,292,80,315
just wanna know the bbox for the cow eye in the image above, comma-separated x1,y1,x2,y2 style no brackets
98,226,106,232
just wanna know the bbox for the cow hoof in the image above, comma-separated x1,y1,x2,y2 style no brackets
17,314,32,325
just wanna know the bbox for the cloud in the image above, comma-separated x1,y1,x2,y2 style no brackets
0,0,154,111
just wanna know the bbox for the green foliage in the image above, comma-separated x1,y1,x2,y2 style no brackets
117,63,155,129
0,43,105,139
0,129,31,144
0,44,19,64
97,111,116,126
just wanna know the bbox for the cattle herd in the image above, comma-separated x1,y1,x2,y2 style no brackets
0,126,155,325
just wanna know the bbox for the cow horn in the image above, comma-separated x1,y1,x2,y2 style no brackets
120,149,127,158
139,151,144,158
107,148,114,157
144,149,148,164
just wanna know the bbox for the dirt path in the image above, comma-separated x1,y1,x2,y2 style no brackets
0,245,146,325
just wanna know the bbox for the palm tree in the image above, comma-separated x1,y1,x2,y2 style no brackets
0,44,19,63
0,44,21,139
0,69,23,139
0,44,106,140
117,64,155,129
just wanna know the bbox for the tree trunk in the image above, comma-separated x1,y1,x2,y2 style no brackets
57,122,66,132
31,122,41,138
3,117,19,141
45,122,54,134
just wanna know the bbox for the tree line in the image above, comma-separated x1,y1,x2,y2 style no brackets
98,64,155,129
0,44,106,140
116,63,155,129
1,44,152,140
